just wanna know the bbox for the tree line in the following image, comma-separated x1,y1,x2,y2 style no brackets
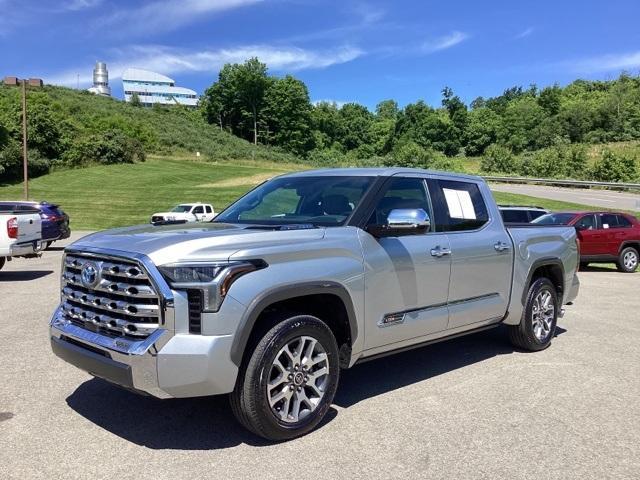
201,57,640,180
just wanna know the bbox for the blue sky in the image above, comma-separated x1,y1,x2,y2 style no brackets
2,0,640,108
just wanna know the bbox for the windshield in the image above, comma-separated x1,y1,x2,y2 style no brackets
215,176,375,226
532,213,577,225
171,205,193,213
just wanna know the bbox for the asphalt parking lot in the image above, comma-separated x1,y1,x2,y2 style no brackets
1,232,639,480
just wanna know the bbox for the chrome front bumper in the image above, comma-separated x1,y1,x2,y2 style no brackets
50,306,173,398
50,305,239,398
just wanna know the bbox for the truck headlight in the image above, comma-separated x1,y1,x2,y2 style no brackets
158,261,265,312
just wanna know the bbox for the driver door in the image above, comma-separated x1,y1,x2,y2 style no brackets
359,176,451,351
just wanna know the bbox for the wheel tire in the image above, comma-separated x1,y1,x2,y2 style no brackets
579,262,589,270
0,257,5,271
44,241,53,250
508,277,558,352
230,314,340,441
617,246,639,273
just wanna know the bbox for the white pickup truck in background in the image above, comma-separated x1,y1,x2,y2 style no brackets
0,204,42,271
150,203,215,224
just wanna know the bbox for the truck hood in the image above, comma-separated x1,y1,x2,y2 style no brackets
70,222,326,265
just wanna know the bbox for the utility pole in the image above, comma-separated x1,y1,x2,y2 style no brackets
21,79,29,200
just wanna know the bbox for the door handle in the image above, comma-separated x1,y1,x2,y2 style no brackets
430,246,451,258
494,241,511,252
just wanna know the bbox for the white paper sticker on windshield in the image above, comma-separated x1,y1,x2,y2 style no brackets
443,188,477,220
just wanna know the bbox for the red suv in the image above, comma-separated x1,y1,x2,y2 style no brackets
533,211,640,273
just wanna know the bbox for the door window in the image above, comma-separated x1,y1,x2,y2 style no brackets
431,180,489,232
367,177,432,228
192,206,204,214
599,213,627,229
575,214,596,230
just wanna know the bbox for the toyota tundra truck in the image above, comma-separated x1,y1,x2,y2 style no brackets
50,168,580,440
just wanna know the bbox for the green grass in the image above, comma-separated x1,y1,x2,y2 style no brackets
0,155,621,230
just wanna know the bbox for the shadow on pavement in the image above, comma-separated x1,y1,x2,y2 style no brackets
66,325,565,449
0,270,53,282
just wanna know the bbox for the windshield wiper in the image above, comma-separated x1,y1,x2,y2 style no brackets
243,224,318,231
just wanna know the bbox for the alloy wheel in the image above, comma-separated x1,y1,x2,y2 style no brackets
267,336,329,424
531,289,555,342
623,251,638,271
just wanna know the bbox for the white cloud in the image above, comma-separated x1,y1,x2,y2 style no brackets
47,44,365,87
421,31,469,54
561,51,640,74
63,0,103,11
97,0,263,36
515,27,534,39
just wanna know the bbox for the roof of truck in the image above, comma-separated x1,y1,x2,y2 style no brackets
279,167,483,181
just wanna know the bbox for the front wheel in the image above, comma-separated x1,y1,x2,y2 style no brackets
230,315,340,441
508,277,558,351
617,246,639,273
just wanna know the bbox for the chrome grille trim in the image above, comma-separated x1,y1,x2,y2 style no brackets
60,251,163,339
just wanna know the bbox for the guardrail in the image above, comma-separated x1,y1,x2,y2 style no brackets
483,176,640,191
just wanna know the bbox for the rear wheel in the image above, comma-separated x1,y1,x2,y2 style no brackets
230,314,340,441
617,246,639,273
508,277,558,351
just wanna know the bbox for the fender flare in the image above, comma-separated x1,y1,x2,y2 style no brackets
521,257,565,305
619,240,640,255
229,281,358,366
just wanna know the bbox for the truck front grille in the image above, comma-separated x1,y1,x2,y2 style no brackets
61,253,162,338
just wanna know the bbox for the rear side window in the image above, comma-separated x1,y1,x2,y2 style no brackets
431,180,489,232
192,206,204,214
205,206,212,214
501,210,529,223
599,213,631,229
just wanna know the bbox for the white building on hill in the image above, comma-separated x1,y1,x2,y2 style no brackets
122,68,198,107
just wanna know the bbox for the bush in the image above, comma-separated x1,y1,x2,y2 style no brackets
591,150,638,182
386,141,447,168
64,129,145,167
306,147,347,167
480,144,519,174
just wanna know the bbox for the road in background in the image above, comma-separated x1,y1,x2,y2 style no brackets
2,233,639,479
490,183,640,211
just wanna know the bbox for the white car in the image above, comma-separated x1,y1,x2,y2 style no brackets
0,203,42,271
151,203,215,224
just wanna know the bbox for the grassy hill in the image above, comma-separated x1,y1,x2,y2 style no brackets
0,83,297,176
0,155,614,230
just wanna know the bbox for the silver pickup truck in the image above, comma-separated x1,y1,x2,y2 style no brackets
50,168,580,440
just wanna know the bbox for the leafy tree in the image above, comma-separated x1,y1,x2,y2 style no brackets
463,107,499,156
395,101,460,156
235,58,270,145
337,103,373,150
263,76,314,155
538,85,562,115
375,99,399,120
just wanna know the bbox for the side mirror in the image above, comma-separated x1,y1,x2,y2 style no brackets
368,208,431,237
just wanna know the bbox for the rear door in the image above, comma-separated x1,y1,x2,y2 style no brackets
599,213,633,256
429,178,513,330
